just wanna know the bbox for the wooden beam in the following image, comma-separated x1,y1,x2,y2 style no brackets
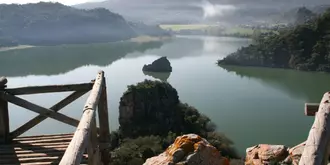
299,92,330,165
0,77,7,87
59,71,104,165
88,116,102,165
10,90,89,139
5,82,93,95
0,80,9,144
305,103,319,116
0,91,79,128
0,98,9,144
97,77,110,165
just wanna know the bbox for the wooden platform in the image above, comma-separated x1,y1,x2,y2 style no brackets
0,133,88,165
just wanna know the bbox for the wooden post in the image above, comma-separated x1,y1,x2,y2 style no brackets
59,71,104,165
88,115,102,165
97,76,110,165
305,103,319,116
0,77,9,144
299,92,330,165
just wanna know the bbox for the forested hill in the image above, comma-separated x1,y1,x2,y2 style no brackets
218,8,330,72
0,2,167,47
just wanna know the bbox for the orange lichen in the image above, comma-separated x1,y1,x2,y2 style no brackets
166,134,202,156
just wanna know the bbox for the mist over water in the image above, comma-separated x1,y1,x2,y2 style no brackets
200,0,236,19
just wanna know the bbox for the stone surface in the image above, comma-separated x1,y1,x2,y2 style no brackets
287,142,305,165
245,144,289,165
144,134,230,165
142,56,172,72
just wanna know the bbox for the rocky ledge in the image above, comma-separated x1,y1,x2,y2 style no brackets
144,134,230,165
245,142,307,165
142,56,172,72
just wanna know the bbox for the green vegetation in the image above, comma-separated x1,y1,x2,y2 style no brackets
160,24,274,38
218,8,330,72
110,80,239,165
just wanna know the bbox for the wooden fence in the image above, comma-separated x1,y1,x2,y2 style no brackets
0,71,110,165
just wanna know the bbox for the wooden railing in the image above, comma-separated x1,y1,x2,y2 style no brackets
0,71,110,165
300,92,330,165
60,71,110,165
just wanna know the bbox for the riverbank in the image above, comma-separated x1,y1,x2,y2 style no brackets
0,35,172,53
129,35,172,43
0,45,35,52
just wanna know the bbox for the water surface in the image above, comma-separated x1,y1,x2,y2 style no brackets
2,35,328,155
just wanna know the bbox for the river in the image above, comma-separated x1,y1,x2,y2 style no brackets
1,35,329,155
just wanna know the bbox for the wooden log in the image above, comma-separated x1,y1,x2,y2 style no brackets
10,90,88,139
0,91,79,127
6,82,93,95
299,92,330,165
0,97,9,144
97,77,110,165
88,116,102,165
305,103,319,116
0,80,9,144
0,77,7,87
59,71,104,165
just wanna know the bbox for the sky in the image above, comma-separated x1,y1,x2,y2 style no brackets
0,0,102,5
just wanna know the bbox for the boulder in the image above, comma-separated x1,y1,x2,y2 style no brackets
143,56,172,72
245,144,289,165
144,134,230,165
286,142,305,165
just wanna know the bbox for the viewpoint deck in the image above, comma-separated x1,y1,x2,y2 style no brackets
0,71,110,165
0,133,89,165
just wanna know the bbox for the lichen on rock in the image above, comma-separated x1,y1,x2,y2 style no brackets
144,134,230,165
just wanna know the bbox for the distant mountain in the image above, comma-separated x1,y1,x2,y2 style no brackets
74,0,330,25
74,0,203,24
0,2,168,47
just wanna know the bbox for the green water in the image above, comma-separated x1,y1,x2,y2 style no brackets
1,35,329,155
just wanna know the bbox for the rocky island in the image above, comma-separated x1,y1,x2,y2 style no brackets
142,56,172,72
109,80,239,165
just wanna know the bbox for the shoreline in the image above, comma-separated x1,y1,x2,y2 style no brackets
0,45,35,52
0,35,173,52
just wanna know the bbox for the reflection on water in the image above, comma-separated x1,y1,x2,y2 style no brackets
143,71,171,81
0,41,164,77
220,65,330,102
4,35,327,156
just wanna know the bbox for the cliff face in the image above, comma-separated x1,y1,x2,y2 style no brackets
119,80,180,138
117,80,239,160
144,134,230,165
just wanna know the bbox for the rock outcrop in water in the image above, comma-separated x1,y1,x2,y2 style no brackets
117,80,239,160
119,80,179,138
144,134,230,165
142,56,172,72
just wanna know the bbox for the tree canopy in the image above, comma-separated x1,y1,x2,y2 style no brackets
218,8,330,72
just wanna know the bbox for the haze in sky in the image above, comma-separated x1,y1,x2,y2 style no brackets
0,0,101,5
